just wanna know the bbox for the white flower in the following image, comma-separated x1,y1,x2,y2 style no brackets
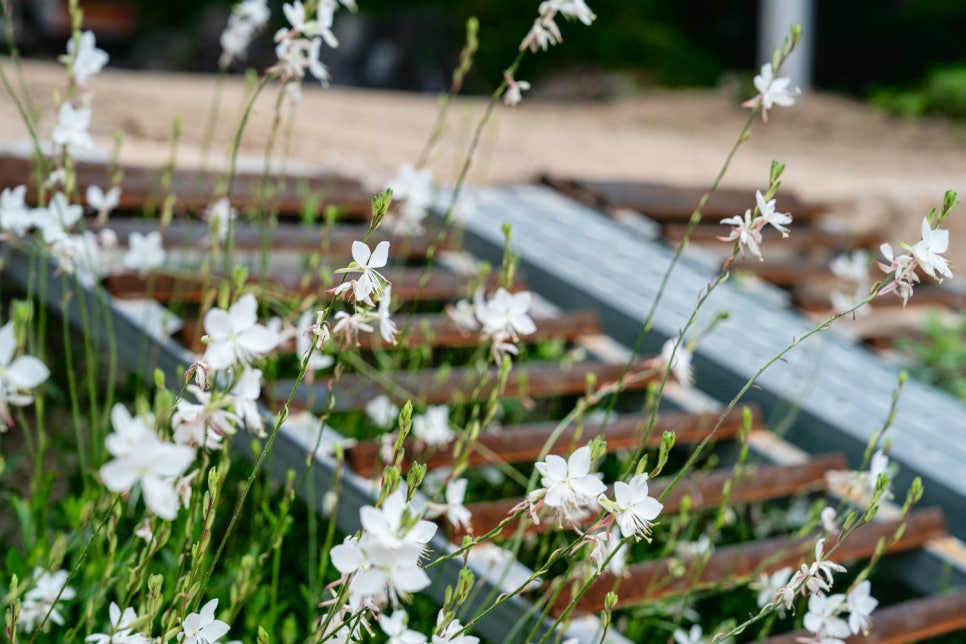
475,287,536,339
219,0,270,68
181,599,231,644
332,310,374,346
99,404,195,520
752,566,793,609
52,102,94,154
588,530,627,576
366,394,399,428
755,190,792,237
297,310,334,371
745,63,799,121
378,284,399,344
64,30,108,85
446,299,478,332
172,385,240,448
600,473,663,540
425,478,472,531
718,209,763,260
283,1,316,35
802,538,847,596
660,338,693,387
360,487,437,551
534,445,606,520
877,242,920,307
821,506,838,534
342,240,390,303
202,293,279,371
504,72,531,106
520,20,559,52
231,367,264,436
0,320,50,431
846,580,878,635
432,612,478,644
379,611,427,644
87,185,121,221
412,405,454,446
803,592,851,641
123,231,166,272
673,624,704,644
86,601,150,644
830,250,871,316
36,191,84,241
866,449,892,499
206,197,237,243
19,568,76,633
0,185,31,236
387,163,434,233
912,216,952,281
331,488,437,609
315,0,340,48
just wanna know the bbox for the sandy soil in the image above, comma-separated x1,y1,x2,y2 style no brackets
3,58,966,269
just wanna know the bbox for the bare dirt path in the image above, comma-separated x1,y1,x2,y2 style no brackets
3,58,966,267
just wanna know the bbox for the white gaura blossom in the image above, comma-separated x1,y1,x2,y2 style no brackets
64,30,109,85
219,0,271,69
599,472,663,540
86,601,151,644
532,444,606,522
830,250,871,316
52,102,94,155
743,63,799,122
379,611,427,644
424,477,472,531
752,566,793,610
846,580,878,635
297,310,335,371
755,190,793,237
338,240,390,304
0,185,31,236
503,71,531,106
99,402,195,520
87,184,121,221
672,624,704,644
432,611,479,644
330,487,438,609
35,191,84,242
378,284,399,344
520,0,595,53
172,385,240,449
474,287,536,339
912,216,952,281
387,163,434,233
366,394,400,428
201,293,279,371
659,337,693,387
412,405,454,446
206,197,238,244
0,320,50,431
231,366,264,436
18,568,76,633
803,592,851,642
180,599,231,644
588,530,627,576
123,231,166,272
718,209,762,260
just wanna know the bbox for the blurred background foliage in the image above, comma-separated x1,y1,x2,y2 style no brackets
13,0,966,116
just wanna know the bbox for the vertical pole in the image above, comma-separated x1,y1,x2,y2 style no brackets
759,0,814,91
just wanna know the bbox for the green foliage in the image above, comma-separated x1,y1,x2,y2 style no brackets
896,310,966,400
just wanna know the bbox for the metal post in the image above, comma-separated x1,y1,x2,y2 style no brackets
759,0,814,91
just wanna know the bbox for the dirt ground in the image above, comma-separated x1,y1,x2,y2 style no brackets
3,58,966,270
